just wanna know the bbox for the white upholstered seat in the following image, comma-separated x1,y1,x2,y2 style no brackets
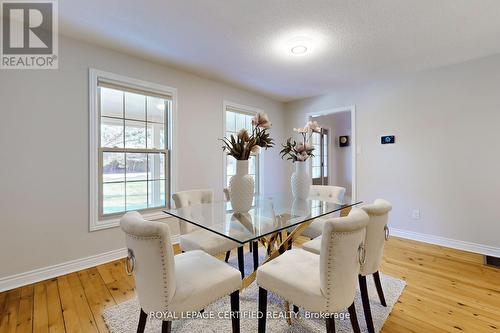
301,185,346,239
172,250,241,313
178,228,238,255
302,235,322,254
120,211,241,333
257,249,325,311
257,208,369,333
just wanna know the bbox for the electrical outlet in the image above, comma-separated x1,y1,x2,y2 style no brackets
412,209,421,220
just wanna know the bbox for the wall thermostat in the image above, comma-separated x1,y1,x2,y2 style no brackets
381,135,395,144
339,135,349,147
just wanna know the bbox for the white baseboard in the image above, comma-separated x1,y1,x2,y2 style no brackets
391,228,500,257
0,234,181,293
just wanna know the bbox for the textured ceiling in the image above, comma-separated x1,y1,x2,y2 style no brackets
60,0,500,101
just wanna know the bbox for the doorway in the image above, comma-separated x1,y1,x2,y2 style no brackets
307,106,356,200
311,128,329,185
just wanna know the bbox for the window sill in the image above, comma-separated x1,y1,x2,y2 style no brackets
90,210,172,232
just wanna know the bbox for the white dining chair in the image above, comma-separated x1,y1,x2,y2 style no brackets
302,199,393,333
172,189,247,278
120,211,241,333
256,208,369,333
301,185,346,239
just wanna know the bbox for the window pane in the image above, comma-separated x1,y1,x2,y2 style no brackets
249,156,256,175
235,113,246,131
103,182,125,214
225,110,259,196
227,157,236,176
126,181,148,210
148,180,166,208
245,115,253,132
147,96,166,123
148,153,165,180
125,92,146,121
312,155,320,167
100,87,123,118
312,133,320,144
312,166,320,178
126,153,147,181
226,111,236,132
103,152,125,183
146,122,165,149
101,117,124,148
125,120,146,148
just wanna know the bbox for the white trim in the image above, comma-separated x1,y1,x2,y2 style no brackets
305,105,357,201
88,68,178,231
222,100,265,197
0,234,180,292
89,211,176,231
391,228,500,257
0,248,126,292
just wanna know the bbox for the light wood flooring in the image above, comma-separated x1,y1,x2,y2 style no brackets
1,237,499,332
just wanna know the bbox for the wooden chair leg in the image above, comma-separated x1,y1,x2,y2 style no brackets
161,320,171,333
358,275,375,333
237,246,244,278
230,291,240,333
258,287,268,333
249,243,253,252
137,309,147,333
373,271,387,306
225,250,231,262
252,241,259,271
347,302,361,333
325,317,336,333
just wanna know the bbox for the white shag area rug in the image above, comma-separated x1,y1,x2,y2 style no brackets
103,251,406,332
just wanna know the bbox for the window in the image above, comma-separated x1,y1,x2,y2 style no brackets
90,69,176,231
223,103,261,206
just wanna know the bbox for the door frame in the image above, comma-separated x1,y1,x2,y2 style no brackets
305,105,357,202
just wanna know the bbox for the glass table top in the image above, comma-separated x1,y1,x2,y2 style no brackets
164,192,362,244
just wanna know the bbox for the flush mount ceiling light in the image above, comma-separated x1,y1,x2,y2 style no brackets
272,29,328,60
290,45,308,55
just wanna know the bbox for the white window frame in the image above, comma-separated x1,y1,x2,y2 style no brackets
222,101,265,197
89,68,178,231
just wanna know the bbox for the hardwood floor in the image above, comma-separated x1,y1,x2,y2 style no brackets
1,237,499,332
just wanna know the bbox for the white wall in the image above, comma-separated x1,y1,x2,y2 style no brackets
313,112,352,196
286,54,500,251
0,36,288,278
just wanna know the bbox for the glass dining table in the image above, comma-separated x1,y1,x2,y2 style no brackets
164,192,363,289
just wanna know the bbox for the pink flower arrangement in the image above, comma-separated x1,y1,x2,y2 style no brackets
280,121,322,162
221,112,274,160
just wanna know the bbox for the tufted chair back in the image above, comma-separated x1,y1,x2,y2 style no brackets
120,211,176,313
319,208,369,312
309,185,346,203
360,199,392,276
172,189,214,234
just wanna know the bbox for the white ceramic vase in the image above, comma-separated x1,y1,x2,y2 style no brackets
229,160,254,213
291,161,311,199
